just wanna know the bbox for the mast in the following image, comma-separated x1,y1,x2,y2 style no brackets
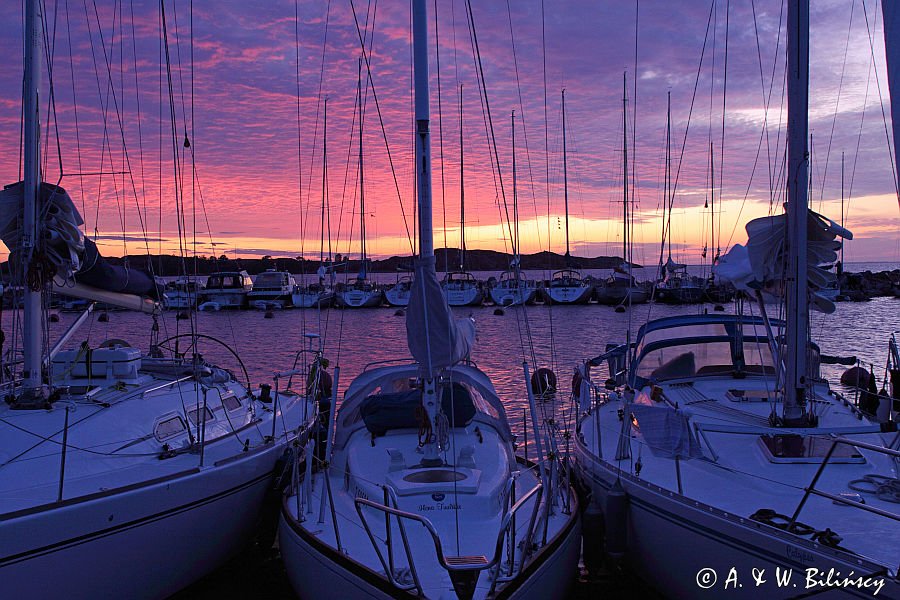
512,110,519,269
413,3,433,261
357,58,367,279
321,98,328,268
784,0,810,424
665,92,672,263
562,89,571,262
23,0,43,396
622,73,629,279
459,84,465,271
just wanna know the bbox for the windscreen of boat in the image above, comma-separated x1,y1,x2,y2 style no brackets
634,321,777,382
254,273,285,288
207,274,243,289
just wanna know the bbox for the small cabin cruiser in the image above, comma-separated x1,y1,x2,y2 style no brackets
200,271,252,309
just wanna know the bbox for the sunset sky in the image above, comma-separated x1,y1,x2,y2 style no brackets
1,0,899,268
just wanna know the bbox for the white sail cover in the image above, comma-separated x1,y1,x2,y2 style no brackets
406,255,475,373
714,209,851,313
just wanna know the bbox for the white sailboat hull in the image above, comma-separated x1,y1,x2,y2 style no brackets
336,289,384,308
575,445,899,599
279,485,581,600
1,439,294,600
444,285,483,307
291,290,334,308
540,285,593,305
489,286,536,307
384,287,411,307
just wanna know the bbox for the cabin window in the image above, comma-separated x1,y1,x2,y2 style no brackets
187,406,215,426
155,415,186,440
222,394,242,411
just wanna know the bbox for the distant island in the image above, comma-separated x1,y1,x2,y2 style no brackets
25,248,633,277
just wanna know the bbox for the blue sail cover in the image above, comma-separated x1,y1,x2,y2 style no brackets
0,182,160,299
406,255,475,373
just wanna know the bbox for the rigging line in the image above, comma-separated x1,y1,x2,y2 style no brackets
505,0,544,255
668,0,716,211
464,0,516,257
434,0,449,273
817,1,856,206
540,0,556,374
86,0,156,265
717,0,729,259
725,0,786,249
300,0,332,278
64,0,85,219
462,3,507,257
41,0,64,186
349,0,416,256
128,0,147,232
294,0,308,340
847,46,876,229
861,0,900,208
436,0,450,273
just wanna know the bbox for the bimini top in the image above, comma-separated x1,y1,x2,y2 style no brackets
334,363,512,450
630,314,788,386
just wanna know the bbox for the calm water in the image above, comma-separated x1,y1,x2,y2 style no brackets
2,295,898,598
4,295,899,433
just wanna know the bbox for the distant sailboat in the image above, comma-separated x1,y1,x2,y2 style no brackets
294,98,336,309
337,60,384,309
653,93,703,305
595,74,648,306
490,112,537,307
443,84,484,307
541,90,593,306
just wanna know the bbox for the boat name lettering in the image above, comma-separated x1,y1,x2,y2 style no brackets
417,502,462,512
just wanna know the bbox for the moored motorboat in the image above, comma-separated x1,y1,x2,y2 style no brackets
248,269,296,308
201,271,253,309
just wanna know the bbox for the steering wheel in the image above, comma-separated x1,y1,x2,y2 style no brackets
154,333,252,391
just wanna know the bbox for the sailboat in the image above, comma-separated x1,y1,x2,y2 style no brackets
594,76,649,307
489,112,537,307
337,60,385,309
293,98,336,309
443,85,484,307
385,268,414,307
653,92,704,305
279,3,580,597
574,3,900,598
0,2,317,597
541,90,593,306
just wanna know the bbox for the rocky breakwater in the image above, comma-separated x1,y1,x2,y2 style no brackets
837,269,900,301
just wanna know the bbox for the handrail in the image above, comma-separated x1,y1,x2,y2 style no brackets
789,436,900,570
353,481,544,593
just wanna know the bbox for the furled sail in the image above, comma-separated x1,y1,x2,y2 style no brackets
714,209,851,312
406,255,475,373
0,182,161,303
